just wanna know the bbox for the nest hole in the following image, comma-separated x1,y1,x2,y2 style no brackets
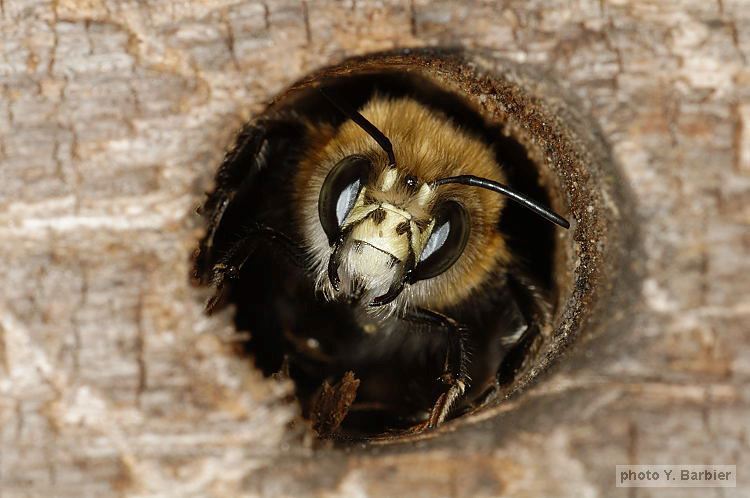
195,54,585,442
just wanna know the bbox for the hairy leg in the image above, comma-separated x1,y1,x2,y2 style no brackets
401,307,470,430
193,118,304,284
205,223,308,313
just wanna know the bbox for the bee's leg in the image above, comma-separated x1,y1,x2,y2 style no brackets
205,222,307,313
402,307,470,430
496,272,552,385
193,118,304,284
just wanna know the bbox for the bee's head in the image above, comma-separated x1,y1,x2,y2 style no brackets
305,90,569,311
319,156,470,308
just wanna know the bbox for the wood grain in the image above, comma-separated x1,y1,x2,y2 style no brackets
1,1,748,496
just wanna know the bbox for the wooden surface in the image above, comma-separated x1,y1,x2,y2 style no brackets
1,1,749,497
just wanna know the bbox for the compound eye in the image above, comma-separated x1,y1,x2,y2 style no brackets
412,201,470,281
318,155,372,243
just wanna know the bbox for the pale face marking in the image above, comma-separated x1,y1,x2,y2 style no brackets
381,168,398,191
416,183,433,206
333,169,440,292
381,202,411,220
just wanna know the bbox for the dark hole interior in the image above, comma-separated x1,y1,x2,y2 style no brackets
207,71,559,439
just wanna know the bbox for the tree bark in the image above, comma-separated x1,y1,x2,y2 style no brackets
1,1,748,497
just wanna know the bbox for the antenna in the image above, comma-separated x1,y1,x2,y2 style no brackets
318,87,397,167
434,175,570,229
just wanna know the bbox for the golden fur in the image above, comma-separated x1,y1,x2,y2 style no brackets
294,96,512,310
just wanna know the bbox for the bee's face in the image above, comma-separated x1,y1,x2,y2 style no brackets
319,155,470,306
296,96,516,311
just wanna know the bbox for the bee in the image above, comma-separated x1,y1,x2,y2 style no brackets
193,82,569,435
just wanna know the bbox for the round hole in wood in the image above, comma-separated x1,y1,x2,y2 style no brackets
192,48,638,443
